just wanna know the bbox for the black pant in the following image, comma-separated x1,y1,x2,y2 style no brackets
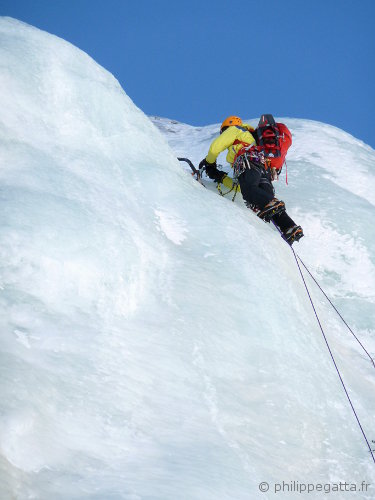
238,163,274,209
238,162,296,233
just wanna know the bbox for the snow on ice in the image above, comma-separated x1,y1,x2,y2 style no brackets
0,17,375,500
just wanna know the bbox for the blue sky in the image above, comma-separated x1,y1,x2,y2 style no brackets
2,0,375,148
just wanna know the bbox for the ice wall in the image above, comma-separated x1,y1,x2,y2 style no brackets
0,18,374,500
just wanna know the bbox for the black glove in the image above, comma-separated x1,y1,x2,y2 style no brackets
199,159,226,183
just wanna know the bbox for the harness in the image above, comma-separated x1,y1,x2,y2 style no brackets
232,145,270,179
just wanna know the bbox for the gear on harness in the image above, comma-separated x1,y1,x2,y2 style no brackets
232,150,268,178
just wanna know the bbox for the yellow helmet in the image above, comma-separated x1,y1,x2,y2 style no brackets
220,116,242,133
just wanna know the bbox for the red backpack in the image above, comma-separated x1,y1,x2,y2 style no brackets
254,114,292,172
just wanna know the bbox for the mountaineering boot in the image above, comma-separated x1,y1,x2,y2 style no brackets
283,225,304,245
257,198,285,222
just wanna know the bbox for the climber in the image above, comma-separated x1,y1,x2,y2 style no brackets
199,115,303,245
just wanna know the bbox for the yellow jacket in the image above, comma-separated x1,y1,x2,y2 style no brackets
205,124,256,165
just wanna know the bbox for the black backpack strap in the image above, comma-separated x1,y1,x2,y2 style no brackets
255,114,281,157
258,114,276,127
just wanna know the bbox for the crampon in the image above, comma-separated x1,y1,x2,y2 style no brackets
257,199,285,222
284,225,304,245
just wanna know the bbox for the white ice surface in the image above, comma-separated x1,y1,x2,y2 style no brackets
1,17,375,500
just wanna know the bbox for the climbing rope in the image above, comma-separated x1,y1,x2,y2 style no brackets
296,254,375,370
290,245,375,464
177,157,374,461
291,247,375,463
270,221,375,463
